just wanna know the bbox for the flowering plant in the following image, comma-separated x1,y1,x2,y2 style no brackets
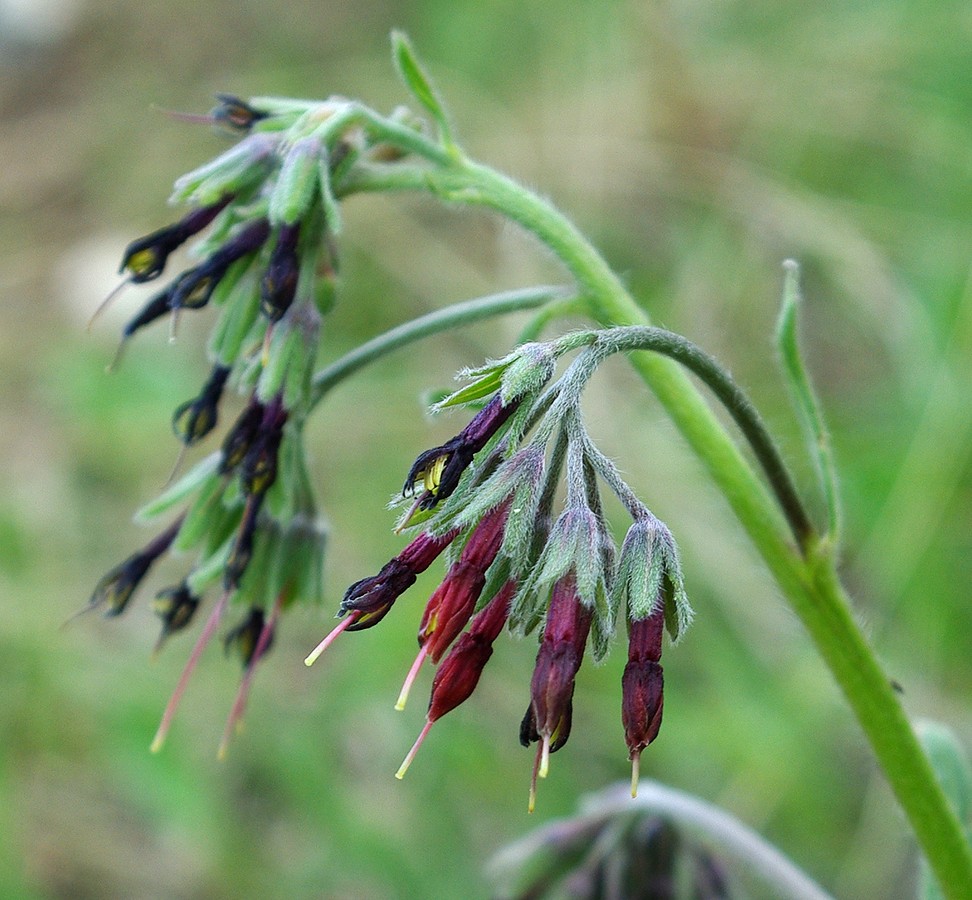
83,32,972,898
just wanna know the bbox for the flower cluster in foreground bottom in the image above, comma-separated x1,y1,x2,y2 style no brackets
84,91,692,807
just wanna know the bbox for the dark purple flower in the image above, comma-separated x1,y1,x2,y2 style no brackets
172,364,231,446
169,217,271,311
119,196,232,283
341,529,458,630
403,395,519,510
86,518,182,617
260,223,301,322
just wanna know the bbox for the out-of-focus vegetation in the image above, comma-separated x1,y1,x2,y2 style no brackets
2,1,970,896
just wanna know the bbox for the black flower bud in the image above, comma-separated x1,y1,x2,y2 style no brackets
119,197,232,283
211,94,270,133
172,364,231,446
153,582,201,648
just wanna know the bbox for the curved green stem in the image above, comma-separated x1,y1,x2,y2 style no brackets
557,325,814,548
310,285,569,405
335,135,972,894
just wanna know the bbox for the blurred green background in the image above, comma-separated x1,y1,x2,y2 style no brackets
2,0,971,896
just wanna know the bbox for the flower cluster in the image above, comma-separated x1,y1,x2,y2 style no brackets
87,78,692,800
84,90,428,753
307,340,692,808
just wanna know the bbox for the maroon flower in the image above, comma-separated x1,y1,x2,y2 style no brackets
621,606,665,796
416,500,511,663
395,580,514,780
522,573,593,811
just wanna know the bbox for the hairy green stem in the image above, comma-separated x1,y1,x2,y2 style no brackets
337,140,972,894
310,285,568,404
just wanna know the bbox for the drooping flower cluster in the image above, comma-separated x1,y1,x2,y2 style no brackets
86,75,693,800
307,338,692,808
84,90,429,753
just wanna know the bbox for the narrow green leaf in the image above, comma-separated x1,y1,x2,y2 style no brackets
775,259,842,541
391,31,455,150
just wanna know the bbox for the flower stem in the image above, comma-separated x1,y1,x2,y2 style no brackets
340,149,972,896
309,285,569,406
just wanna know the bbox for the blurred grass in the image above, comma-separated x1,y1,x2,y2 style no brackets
2,0,971,897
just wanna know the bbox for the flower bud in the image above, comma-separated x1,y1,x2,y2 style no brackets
260,223,301,322
224,606,274,667
621,609,665,764
153,582,201,648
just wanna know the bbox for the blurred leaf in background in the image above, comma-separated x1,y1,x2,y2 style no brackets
2,0,971,896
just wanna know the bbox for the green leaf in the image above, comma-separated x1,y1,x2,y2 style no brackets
775,259,841,541
391,31,455,150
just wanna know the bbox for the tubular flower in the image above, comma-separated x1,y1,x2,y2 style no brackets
119,196,232,283
622,605,665,797
395,580,515,779
85,518,183,618
169,218,271,311
340,529,458,629
416,500,511,663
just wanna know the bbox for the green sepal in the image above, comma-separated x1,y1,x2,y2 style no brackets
433,370,506,409
186,536,232,595
265,514,327,609
135,453,222,523
207,267,262,368
316,149,343,236
391,31,454,150
170,133,278,207
234,522,280,608
172,474,229,554
257,323,300,404
264,427,300,521
269,135,323,226
475,554,512,616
